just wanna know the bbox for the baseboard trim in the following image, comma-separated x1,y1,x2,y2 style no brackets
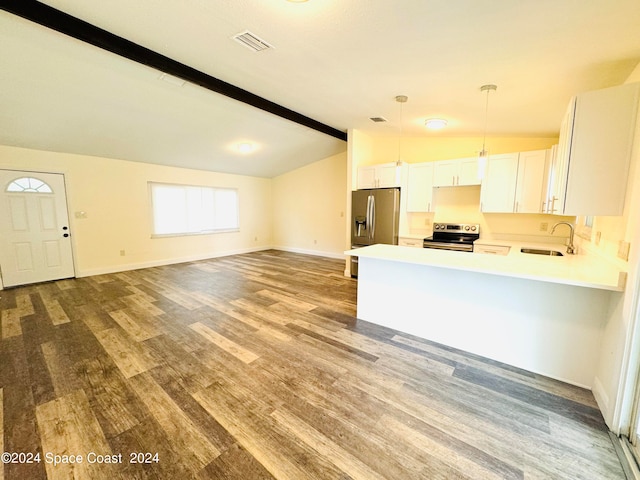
76,246,271,277
618,434,639,479
272,246,347,260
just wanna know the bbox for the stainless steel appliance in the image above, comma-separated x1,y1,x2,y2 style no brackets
350,187,400,277
423,223,480,252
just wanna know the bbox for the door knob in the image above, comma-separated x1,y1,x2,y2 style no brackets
63,233,69,237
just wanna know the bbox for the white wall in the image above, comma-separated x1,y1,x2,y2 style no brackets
272,152,347,258
592,68,640,431
0,145,273,279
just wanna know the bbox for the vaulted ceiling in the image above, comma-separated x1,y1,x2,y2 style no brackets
1,1,639,177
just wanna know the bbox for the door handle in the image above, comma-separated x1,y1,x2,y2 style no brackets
63,233,69,238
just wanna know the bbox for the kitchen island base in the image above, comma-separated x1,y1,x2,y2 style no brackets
356,255,616,389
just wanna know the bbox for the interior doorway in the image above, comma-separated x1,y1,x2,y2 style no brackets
0,170,75,287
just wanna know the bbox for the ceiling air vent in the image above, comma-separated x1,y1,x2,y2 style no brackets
370,117,388,123
232,31,273,52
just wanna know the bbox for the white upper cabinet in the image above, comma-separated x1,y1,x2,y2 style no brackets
547,82,640,216
406,162,434,212
480,153,519,212
357,162,405,189
433,157,480,187
480,150,548,213
515,150,548,213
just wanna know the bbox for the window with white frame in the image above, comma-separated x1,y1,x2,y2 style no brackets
149,182,239,237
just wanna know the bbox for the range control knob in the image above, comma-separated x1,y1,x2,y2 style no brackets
464,225,470,231
471,226,477,231
434,224,440,230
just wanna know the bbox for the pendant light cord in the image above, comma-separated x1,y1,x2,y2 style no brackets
395,95,408,166
479,84,497,155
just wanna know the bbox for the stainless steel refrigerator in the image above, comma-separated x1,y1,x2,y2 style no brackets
350,187,400,277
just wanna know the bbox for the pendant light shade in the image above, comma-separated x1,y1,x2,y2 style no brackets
478,84,497,179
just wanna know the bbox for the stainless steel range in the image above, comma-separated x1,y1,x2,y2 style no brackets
423,223,480,252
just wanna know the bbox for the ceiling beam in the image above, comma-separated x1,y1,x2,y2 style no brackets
0,0,348,142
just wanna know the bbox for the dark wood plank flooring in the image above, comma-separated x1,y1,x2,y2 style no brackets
0,250,625,479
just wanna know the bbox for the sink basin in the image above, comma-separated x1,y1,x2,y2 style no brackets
521,248,563,256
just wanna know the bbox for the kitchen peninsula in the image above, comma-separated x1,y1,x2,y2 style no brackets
346,243,626,388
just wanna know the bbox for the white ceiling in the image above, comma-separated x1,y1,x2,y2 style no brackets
1,0,639,178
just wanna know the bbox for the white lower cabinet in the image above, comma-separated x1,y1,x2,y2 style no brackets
399,237,423,248
474,244,511,255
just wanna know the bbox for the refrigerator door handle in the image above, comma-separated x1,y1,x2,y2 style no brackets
370,194,376,241
366,194,374,242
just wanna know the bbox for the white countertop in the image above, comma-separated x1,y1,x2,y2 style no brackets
345,242,626,291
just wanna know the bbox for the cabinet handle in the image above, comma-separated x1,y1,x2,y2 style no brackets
515,201,519,213
428,202,431,212
452,175,455,186
550,196,558,213
541,201,546,213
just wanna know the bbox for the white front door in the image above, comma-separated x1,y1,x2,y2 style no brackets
0,170,75,287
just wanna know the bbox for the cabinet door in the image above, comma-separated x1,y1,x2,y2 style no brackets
515,150,548,213
357,166,378,189
564,82,639,215
458,157,481,186
480,153,519,212
433,160,458,187
547,99,575,214
377,163,400,187
407,163,434,212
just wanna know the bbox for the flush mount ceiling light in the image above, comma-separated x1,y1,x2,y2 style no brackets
425,118,448,130
237,142,255,153
478,84,497,179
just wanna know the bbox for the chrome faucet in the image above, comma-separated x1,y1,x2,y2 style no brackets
551,222,576,254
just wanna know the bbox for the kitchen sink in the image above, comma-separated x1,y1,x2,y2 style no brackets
520,248,563,256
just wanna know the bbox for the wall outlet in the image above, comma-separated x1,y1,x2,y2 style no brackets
120,249,126,256
618,241,631,261
539,222,548,232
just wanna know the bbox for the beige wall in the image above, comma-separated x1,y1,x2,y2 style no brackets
0,145,272,279
353,133,559,166
272,152,347,258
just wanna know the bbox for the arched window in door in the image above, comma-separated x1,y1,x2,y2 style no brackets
6,177,53,193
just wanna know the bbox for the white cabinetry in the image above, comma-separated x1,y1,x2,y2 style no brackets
480,150,548,213
515,150,548,213
399,237,423,248
546,82,640,216
406,162,434,212
357,162,404,189
480,153,519,212
433,157,480,187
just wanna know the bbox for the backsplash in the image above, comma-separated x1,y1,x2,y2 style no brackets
404,185,576,244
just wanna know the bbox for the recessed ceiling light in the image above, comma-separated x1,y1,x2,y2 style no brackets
425,118,448,130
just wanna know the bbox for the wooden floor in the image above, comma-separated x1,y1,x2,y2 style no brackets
0,250,626,479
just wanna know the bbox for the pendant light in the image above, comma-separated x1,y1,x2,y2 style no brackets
477,84,497,179
395,95,408,166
